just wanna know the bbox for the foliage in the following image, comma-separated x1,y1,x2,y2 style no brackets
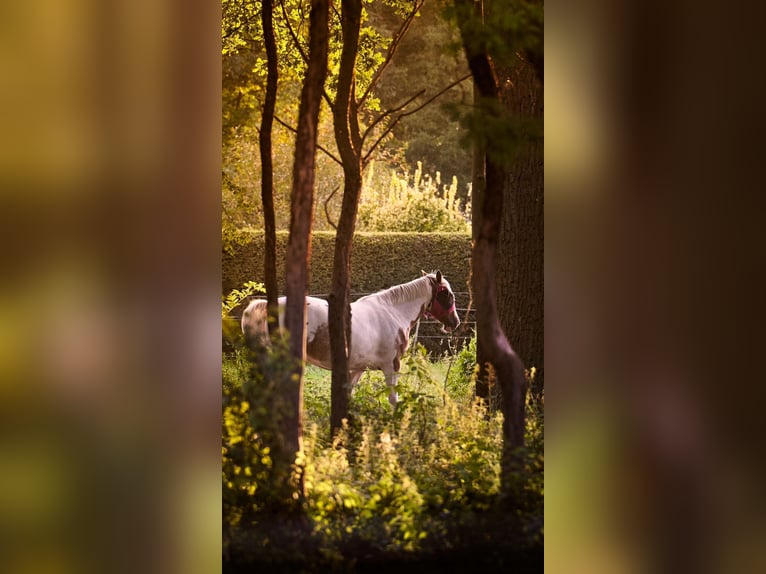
221,116,345,239
223,229,471,297
445,0,543,71
222,0,474,235
222,280,264,317
367,0,472,186
444,0,544,167
445,331,477,400
222,281,264,344
222,0,259,56
222,305,307,562
222,326,543,569
222,365,275,521
357,161,470,232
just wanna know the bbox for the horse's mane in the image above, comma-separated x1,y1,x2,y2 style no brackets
358,275,432,305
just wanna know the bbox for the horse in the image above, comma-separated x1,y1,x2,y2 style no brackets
240,271,460,407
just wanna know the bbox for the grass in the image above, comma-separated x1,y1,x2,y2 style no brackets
303,348,469,444
304,355,455,401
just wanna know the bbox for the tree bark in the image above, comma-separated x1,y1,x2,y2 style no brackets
497,56,544,396
329,0,363,439
283,0,329,470
456,0,528,483
475,147,528,476
472,80,491,402
260,0,280,337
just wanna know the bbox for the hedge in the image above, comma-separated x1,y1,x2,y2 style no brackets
223,230,472,298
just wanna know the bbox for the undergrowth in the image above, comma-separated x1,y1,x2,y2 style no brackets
223,331,543,572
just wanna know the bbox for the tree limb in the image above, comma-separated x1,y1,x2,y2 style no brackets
362,73,472,164
361,89,425,145
274,114,343,165
358,0,425,107
278,0,335,108
398,73,473,120
323,184,340,230
278,0,309,65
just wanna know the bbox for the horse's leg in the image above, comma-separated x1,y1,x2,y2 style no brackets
349,371,363,393
384,371,399,408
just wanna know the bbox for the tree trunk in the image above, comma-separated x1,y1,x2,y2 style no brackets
259,0,279,337
472,99,528,477
329,0,363,439
283,0,329,479
476,152,528,473
497,56,544,396
456,0,528,485
471,80,491,402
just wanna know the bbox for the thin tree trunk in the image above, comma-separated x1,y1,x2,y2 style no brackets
283,0,329,480
260,0,279,336
329,0,363,439
472,79,491,402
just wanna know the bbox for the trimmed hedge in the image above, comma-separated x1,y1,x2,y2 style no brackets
223,230,472,298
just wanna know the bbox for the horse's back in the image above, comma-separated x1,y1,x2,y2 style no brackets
241,296,331,358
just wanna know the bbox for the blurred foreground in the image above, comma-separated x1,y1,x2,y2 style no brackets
0,1,221,572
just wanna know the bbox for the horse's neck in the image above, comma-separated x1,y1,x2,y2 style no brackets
380,278,431,324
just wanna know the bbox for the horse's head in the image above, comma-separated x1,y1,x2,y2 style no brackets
425,270,461,332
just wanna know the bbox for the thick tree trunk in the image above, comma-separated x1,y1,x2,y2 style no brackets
259,0,280,336
456,0,528,484
329,0,363,439
283,0,329,473
497,56,544,396
476,156,528,477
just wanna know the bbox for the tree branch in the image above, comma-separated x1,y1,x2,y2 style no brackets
362,73,472,164
278,0,309,65
279,0,335,109
358,0,425,107
222,0,256,40
275,114,343,165
398,73,473,120
323,184,340,230
361,89,425,145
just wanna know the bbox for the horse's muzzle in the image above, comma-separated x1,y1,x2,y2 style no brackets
443,315,460,332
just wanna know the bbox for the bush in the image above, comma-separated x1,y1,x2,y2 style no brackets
445,334,477,402
223,230,471,298
357,161,471,233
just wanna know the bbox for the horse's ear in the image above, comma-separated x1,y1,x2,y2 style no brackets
436,270,442,283
421,269,428,276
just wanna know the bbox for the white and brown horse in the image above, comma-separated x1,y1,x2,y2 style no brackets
241,271,460,406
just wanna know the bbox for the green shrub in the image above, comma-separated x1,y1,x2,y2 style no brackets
303,365,332,443
223,230,471,297
222,347,279,527
357,161,471,233
446,333,477,402
222,331,543,569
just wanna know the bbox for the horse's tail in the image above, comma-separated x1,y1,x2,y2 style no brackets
241,298,269,348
